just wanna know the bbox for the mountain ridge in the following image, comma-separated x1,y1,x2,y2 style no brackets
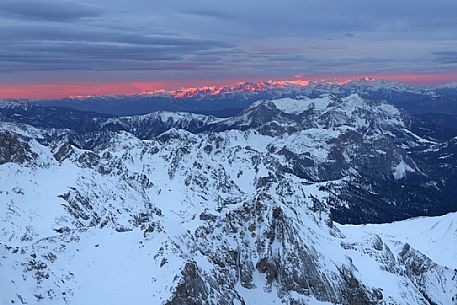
3,78,457,117
2,94,457,304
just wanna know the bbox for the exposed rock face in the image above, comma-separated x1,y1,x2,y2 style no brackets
1,95,457,305
0,130,37,164
165,262,209,305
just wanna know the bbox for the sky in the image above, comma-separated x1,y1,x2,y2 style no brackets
1,0,457,99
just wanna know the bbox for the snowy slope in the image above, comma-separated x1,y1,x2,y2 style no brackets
1,95,457,305
338,212,457,270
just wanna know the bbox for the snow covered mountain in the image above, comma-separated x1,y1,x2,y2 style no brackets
1,94,457,304
5,78,457,117
339,211,457,271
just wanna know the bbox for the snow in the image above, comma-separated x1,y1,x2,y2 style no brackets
272,96,331,113
392,158,415,179
104,111,221,127
0,161,80,246
402,128,436,144
66,228,181,305
235,276,282,305
433,82,457,89
1,93,456,305
338,212,457,270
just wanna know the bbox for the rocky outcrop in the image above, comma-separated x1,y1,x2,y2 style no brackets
166,262,209,305
0,130,37,164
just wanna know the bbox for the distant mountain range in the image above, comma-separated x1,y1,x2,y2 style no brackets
3,78,457,117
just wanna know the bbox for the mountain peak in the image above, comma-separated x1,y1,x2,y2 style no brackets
2,87,457,305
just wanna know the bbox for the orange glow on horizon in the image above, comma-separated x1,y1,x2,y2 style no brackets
1,72,456,100
0,81,172,100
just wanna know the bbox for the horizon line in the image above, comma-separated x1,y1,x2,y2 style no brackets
1,72,457,100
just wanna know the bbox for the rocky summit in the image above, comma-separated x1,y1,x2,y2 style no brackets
2,93,457,305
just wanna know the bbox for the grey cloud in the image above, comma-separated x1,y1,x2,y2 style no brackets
432,52,457,64
0,22,233,72
0,0,456,82
250,53,308,63
152,0,457,40
180,9,232,19
0,25,232,48
0,0,103,21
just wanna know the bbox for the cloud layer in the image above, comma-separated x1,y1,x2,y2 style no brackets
0,0,456,85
